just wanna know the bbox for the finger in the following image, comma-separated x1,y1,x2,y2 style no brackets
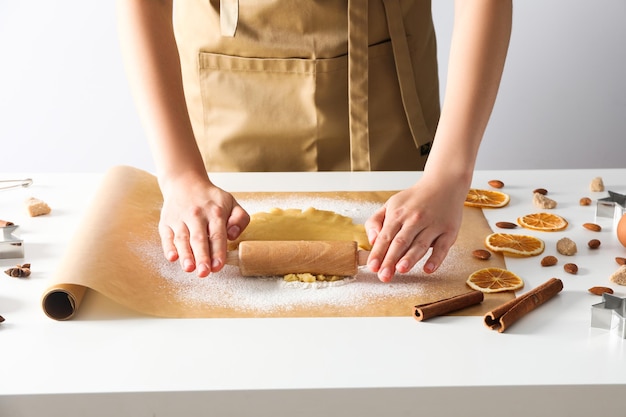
158,224,178,262
364,207,385,245
185,218,212,278
364,207,389,273
171,224,196,273
367,222,404,280
393,229,441,274
376,227,422,282
226,204,250,240
207,213,228,273
422,233,457,274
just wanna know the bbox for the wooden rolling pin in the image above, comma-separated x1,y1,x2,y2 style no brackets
225,240,369,277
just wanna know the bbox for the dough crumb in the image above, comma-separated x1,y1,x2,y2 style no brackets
609,265,626,286
25,197,51,217
533,192,557,209
590,177,605,192
283,273,345,283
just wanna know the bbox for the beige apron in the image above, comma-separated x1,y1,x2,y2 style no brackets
173,0,440,172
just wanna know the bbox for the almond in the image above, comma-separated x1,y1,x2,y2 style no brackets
495,221,517,229
472,249,491,260
533,188,548,195
488,180,504,189
564,263,578,274
616,257,626,266
583,223,601,232
579,197,592,206
540,255,558,267
588,286,614,296
587,239,601,249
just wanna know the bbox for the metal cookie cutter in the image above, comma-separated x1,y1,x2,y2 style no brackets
595,190,626,224
0,224,24,259
591,293,626,339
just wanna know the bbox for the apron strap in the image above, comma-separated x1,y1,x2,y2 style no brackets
383,0,433,154
347,0,371,171
220,0,238,37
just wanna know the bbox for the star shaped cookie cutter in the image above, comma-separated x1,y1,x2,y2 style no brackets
0,224,24,259
591,293,626,339
595,190,626,224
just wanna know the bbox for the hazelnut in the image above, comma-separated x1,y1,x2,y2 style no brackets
587,239,601,249
541,255,558,267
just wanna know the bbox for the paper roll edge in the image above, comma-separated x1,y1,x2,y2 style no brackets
41,284,87,320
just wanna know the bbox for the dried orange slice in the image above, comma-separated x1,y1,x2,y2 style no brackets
517,212,568,232
464,189,510,208
467,267,524,293
485,232,545,257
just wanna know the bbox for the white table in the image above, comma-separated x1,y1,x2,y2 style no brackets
1,169,625,417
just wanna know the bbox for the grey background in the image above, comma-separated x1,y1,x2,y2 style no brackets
0,1,624,173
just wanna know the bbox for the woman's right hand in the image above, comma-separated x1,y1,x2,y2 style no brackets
158,173,250,278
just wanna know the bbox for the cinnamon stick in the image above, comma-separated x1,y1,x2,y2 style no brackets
414,290,484,321
484,278,563,332
0,220,14,227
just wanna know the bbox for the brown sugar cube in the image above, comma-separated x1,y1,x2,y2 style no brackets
610,265,626,286
25,197,51,217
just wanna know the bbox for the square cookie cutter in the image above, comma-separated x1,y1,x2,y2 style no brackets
0,178,32,259
595,190,626,225
0,224,24,259
591,293,626,339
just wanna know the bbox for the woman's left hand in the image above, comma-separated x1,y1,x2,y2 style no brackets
364,177,466,282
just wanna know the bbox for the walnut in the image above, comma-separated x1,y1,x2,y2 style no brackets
533,192,557,209
556,237,577,256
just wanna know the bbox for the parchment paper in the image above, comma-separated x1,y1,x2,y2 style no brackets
41,165,513,320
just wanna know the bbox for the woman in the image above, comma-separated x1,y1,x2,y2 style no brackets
117,0,512,282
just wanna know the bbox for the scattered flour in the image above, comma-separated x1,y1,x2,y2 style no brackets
130,196,470,315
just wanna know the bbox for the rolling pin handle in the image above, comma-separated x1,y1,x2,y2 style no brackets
225,250,240,267
357,249,370,267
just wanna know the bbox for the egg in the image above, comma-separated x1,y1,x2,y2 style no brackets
618,213,626,247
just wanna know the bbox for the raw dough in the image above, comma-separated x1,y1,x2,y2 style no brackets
228,207,371,251
228,207,371,282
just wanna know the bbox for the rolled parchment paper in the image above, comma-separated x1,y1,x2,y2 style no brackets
484,278,563,332
414,291,484,321
41,165,513,320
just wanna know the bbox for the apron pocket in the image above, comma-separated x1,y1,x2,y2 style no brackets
199,52,345,171
198,36,427,172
